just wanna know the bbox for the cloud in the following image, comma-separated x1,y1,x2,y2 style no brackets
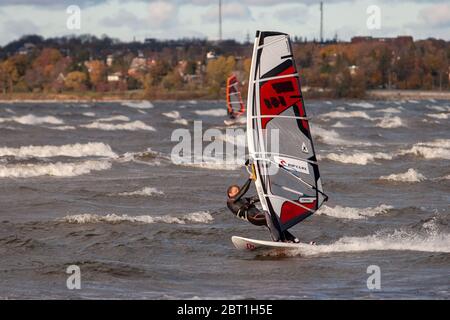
101,9,148,29
202,2,252,23
148,1,178,28
274,5,309,23
2,18,40,39
419,3,450,28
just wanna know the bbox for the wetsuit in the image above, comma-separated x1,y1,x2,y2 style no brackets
227,178,266,226
227,178,299,243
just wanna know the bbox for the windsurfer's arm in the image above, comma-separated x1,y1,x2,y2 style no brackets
234,178,252,202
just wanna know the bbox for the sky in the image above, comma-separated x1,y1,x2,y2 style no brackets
0,0,449,45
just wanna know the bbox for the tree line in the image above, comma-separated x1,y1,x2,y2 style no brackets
0,34,449,99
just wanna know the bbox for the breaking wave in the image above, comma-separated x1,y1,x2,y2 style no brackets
194,109,227,117
121,101,154,109
162,111,189,125
380,168,426,182
172,155,242,170
375,116,404,128
331,121,350,128
376,107,402,114
347,102,375,109
426,113,449,120
269,219,450,257
0,142,117,158
320,110,373,120
46,125,76,131
324,151,393,165
317,204,393,220
117,187,164,197
81,120,155,131
426,105,450,112
312,126,371,146
0,160,111,178
0,114,64,125
97,115,130,122
399,139,450,160
62,211,213,225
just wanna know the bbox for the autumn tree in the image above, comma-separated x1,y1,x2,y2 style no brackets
206,55,236,97
64,71,88,91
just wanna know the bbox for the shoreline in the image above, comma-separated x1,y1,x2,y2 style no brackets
0,89,450,103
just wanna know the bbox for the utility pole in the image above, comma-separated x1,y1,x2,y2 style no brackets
320,1,324,44
219,0,222,41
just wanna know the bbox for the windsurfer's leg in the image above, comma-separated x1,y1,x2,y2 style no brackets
246,208,266,226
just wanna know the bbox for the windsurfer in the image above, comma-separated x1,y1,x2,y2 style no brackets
227,171,300,243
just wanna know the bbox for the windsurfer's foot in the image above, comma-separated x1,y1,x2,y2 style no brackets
309,241,317,245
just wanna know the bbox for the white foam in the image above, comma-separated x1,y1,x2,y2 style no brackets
0,114,64,125
331,121,350,128
172,155,242,170
117,187,164,197
380,168,426,182
312,126,371,146
173,118,189,125
47,125,76,131
426,105,450,112
162,111,181,119
399,139,450,160
408,100,419,104
320,110,373,120
376,116,404,128
121,101,154,109
194,109,227,117
82,112,96,117
0,160,111,178
162,111,188,125
81,120,155,131
0,142,117,158
325,151,393,165
279,229,450,257
426,113,449,120
97,115,130,122
347,102,375,109
62,211,213,225
317,204,393,220
188,100,198,105
376,107,402,114
217,132,247,148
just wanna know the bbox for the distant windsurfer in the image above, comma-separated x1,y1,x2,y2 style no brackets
227,170,300,243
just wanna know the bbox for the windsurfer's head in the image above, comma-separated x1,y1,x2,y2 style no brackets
227,185,240,198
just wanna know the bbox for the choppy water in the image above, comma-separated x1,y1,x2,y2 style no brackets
0,99,449,299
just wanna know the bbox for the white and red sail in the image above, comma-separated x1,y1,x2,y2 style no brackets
247,31,327,232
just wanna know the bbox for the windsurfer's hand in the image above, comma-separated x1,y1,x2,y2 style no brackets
249,171,256,181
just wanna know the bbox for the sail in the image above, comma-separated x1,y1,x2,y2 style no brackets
246,31,327,232
226,74,245,117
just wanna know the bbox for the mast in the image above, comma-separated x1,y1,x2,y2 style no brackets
218,0,222,41
320,1,324,44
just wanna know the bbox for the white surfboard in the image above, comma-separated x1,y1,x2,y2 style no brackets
231,236,306,252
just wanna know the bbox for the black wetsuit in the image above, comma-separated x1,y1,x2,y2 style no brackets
227,178,299,242
227,179,266,226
